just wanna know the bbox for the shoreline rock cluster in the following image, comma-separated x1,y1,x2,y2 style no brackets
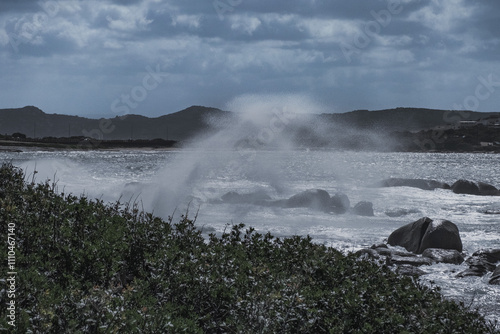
356,217,500,285
376,177,500,196
215,189,374,216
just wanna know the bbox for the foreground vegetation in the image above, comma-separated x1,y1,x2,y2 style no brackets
0,164,498,333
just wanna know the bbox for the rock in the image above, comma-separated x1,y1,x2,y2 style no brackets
370,243,388,249
456,251,499,279
387,255,432,266
373,248,416,258
221,190,272,205
456,268,488,278
388,217,462,254
385,208,422,217
421,248,464,265
352,201,374,216
355,248,380,260
471,249,500,263
286,189,331,211
451,179,479,195
452,179,500,196
394,265,427,277
466,257,497,271
376,178,450,190
330,193,350,214
419,220,463,254
478,182,500,196
490,265,500,285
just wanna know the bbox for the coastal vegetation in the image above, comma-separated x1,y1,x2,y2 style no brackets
1,163,498,333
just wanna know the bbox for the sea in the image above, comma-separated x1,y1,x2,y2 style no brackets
1,149,499,324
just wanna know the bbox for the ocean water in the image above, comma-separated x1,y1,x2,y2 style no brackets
1,149,499,323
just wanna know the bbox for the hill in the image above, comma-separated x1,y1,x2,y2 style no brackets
0,106,230,142
0,106,499,151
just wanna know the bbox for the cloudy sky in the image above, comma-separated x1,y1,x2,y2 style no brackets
0,0,499,117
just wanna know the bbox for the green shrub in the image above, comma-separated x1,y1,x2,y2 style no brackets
0,163,498,333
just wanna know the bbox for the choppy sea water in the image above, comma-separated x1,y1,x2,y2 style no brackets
2,150,499,324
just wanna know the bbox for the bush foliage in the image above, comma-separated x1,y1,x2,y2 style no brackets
0,163,498,333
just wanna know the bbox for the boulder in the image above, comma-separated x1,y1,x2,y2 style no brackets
221,190,272,205
490,265,500,285
352,201,374,216
330,193,350,214
452,179,500,196
421,248,464,265
388,217,462,254
377,178,450,190
478,182,500,196
286,189,331,211
452,179,480,195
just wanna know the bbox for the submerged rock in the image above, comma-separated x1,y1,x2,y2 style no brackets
376,178,450,190
352,201,374,216
388,217,462,254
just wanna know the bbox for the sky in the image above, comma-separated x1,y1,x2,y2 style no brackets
0,0,500,117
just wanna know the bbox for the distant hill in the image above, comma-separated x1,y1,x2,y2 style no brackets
322,107,499,131
0,106,498,146
0,106,230,141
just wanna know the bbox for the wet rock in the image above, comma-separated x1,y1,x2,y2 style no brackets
456,251,499,279
370,243,388,249
385,208,422,217
466,257,497,271
394,265,427,277
352,201,374,216
451,180,500,196
373,248,415,258
489,265,500,285
471,249,500,263
387,255,432,266
456,268,487,278
355,248,380,260
330,193,350,214
388,217,463,254
376,178,450,190
286,189,331,211
421,248,464,265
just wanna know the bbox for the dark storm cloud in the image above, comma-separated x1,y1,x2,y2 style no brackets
0,0,499,116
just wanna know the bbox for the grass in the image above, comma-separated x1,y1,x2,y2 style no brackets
0,163,498,333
